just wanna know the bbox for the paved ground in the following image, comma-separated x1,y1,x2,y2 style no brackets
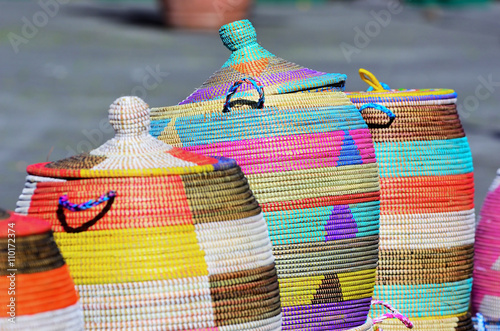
0,0,499,212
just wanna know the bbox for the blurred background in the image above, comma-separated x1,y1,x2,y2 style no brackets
0,0,499,212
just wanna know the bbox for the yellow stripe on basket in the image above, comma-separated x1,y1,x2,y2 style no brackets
79,164,215,178
278,269,376,306
54,225,208,284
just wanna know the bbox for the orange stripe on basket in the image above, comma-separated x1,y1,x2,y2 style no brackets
26,176,193,231
380,173,474,214
0,265,78,316
261,191,380,212
168,147,218,166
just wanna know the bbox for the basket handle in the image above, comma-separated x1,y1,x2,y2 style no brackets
371,300,413,330
223,77,265,113
476,313,486,331
359,68,390,92
56,191,116,233
358,103,396,129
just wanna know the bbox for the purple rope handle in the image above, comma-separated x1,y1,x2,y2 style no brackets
59,191,116,212
223,77,264,113
371,300,414,329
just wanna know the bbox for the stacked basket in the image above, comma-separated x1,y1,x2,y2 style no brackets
15,96,282,330
472,169,500,327
346,69,475,331
0,209,84,330
150,20,387,330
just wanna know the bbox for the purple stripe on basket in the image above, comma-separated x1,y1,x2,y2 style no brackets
282,298,372,330
325,205,358,241
282,297,372,313
180,68,326,104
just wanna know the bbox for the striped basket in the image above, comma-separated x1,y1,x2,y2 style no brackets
346,69,475,331
472,170,500,322
149,20,390,330
0,209,84,330
15,96,282,330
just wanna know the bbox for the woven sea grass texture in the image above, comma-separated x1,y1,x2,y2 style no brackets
0,210,84,330
15,96,282,330
346,69,475,331
151,20,383,331
472,170,500,322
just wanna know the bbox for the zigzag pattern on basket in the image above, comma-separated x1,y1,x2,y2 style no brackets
472,170,500,322
0,210,84,331
15,97,282,330
346,69,475,331
152,54,381,331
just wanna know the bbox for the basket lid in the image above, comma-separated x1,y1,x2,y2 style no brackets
179,19,347,104
0,208,52,237
26,96,225,179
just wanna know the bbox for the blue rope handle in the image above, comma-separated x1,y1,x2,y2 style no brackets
477,313,486,331
223,77,265,113
359,103,396,120
59,191,116,212
367,82,391,91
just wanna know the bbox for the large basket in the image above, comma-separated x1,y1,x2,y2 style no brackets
472,170,500,321
0,209,84,330
346,69,475,331
15,97,282,330
150,20,383,330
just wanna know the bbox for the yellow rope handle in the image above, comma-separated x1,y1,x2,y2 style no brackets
359,68,385,91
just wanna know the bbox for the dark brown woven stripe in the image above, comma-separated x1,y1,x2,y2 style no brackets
456,313,474,331
209,264,281,326
313,273,343,304
0,231,65,275
182,167,262,223
379,245,474,258
45,153,106,169
360,104,465,142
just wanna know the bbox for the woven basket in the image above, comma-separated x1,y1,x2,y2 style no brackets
346,69,475,331
0,209,84,330
472,170,500,321
150,20,386,330
15,96,282,330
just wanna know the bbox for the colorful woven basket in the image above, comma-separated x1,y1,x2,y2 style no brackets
472,170,500,322
346,69,475,331
0,209,84,330
15,96,282,330
150,20,386,330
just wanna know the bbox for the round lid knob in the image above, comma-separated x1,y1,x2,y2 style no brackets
109,96,150,136
219,19,257,51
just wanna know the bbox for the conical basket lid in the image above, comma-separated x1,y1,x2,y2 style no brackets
180,19,347,104
0,209,52,237
27,96,224,178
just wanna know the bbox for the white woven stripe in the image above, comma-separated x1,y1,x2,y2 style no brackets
78,277,216,330
348,318,374,331
0,302,84,331
15,175,65,214
480,296,500,320
489,170,500,192
379,209,475,249
195,213,275,275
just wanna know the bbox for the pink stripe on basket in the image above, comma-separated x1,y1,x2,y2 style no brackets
183,129,376,174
